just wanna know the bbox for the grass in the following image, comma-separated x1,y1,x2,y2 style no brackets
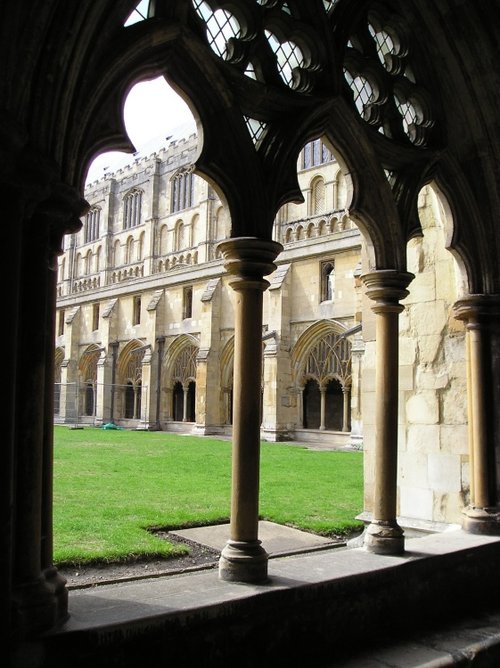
53,426,364,567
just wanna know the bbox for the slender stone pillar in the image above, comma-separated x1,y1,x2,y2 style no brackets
361,270,413,555
342,386,350,432
218,237,282,583
319,386,326,430
454,295,500,534
298,387,304,428
182,386,189,422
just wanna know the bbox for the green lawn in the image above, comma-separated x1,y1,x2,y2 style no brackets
53,426,364,566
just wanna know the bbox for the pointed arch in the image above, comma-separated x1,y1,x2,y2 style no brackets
163,334,199,386
117,339,145,386
79,344,101,382
292,320,352,389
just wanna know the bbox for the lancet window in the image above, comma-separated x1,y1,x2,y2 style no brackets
84,207,100,243
171,169,195,213
123,189,143,230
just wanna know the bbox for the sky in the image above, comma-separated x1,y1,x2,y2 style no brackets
85,76,196,184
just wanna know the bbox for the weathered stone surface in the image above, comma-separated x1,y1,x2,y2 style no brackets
406,391,440,425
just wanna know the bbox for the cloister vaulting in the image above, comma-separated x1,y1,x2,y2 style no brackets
3,1,500,664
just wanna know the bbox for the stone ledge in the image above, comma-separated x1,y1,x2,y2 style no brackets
28,532,500,668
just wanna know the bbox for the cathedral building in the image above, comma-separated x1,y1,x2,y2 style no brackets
55,134,363,446
55,128,467,532
5,1,500,664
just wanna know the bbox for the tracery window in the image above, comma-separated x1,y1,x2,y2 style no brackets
171,169,195,213
84,207,100,243
303,332,351,388
193,1,241,60
123,189,143,230
172,344,198,382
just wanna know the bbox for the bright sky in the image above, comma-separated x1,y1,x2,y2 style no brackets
85,76,196,184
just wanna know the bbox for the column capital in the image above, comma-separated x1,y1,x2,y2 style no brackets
361,269,414,312
453,294,500,328
218,237,283,285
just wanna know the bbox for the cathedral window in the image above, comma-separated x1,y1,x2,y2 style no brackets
302,139,333,169
183,286,193,319
84,207,100,243
123,189,143,229
171,169,195,213
321,261,335,301
133,295,141,325
58,310,65,336
92,303,100,331
311,177,326,215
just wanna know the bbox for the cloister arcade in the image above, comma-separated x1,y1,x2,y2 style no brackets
4,1,500,664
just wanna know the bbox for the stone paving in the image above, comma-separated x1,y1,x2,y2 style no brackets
169,519,344,557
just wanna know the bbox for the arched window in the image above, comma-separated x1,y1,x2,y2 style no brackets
168,340,198,422
84,250,92,275
125,236,134,264
311,176,326,215
118,343,145,420
171,169,195,213
302,138,333,169
296,327,352,431
175,220,185,251
84,207,101,243
159,224,168,255
321,261,335,301
123,189,143,229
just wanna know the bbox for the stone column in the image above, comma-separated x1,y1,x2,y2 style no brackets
361,270,413,555
319,386,327,430
182,385,189,422
342,385,350,432
12,195,84,636
41,232,68,625
218,237,282,583
454,295,500,534
297,387,304,428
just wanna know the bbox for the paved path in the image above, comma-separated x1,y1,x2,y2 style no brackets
170,519,345,557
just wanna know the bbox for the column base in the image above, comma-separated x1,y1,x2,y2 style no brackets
463,506,500,535
11,568,69,639
363,520,405,555
219,539,269,583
